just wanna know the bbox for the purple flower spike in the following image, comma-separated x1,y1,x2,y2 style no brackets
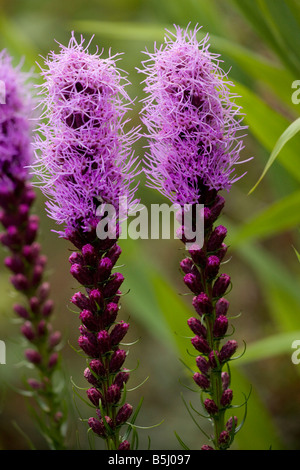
32,32,140,234
139,24,248,450
0,51,65,449
31,33,140,448
138,25,246,206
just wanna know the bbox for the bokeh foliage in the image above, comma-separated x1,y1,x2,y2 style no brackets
0,0,300,450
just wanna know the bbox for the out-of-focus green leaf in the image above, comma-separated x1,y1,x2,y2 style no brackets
73,20,166,42
0,15,38,68
237,330,300,365
227,221,300,332
231,0,300,75
234,81,300,183
229,190,300,247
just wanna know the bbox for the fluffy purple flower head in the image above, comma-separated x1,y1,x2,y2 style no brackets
138,24,247,205
0,51,33,186
32,33,140,235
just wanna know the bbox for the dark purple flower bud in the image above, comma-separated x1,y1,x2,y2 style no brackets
113,371,130,388
183,273,202,295
37,282,50,302
218,430,230,448
10,273,29,291
32,265,43,286
27,378,44,390
84,367,99,386
180,258,194,274
48,352,58,369
193,372,210,390
102,302,119,326
88,417,105,436
87,387,103,407
22,242,40,262
118,440,130,450
226,416,238,432
97,257,113,282
49,331,62,348
23,189,36,207
219,340,238,363
187,317,207,337
209,350,220,369
79,309,101,331
13,303,29,319
205,255,220,280
109,349,126,372
116,403,133,425
204,398,218,416
70,263,92,286
202,206,213,226
21,321,35,341
210,195,225,221
81,244,96,265
221,371,230,391
221,389,233,407
201,445,214,450
207,225,227,252
71,291,90,310
4,255,24,273
42,299,54,317
106,384,121,404
25,349,42,364
213,315,228,338
188,244,206,268
25,220,39,244
103,273,124,298
69,251,83,265
212,274,231,298
196,355,210,375
88,416,113,437
97,330,111,354
191,336,211,355
215,298,229,317
192,293,213,316
110,321,129,346
78,333,98,357
89,359,106,377
29,296,40,313
216,243,228,262
0,225,21,247
107,244,122,266
89,289,103,311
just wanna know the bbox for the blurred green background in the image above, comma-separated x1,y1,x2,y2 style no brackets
1,0,300,450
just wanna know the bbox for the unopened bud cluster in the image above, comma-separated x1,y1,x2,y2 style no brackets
68,222,133,449
179,184,239,450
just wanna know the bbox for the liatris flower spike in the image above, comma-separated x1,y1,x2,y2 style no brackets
139,25,250,450
33,33,140,450
0,51,66,449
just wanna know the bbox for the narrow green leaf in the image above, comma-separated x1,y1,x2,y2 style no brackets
249,117,300,193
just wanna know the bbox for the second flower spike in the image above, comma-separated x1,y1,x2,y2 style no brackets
33,33,141,450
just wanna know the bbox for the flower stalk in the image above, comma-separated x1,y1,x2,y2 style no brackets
139,24,249,450
32,33,141,449
0,51,66,449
